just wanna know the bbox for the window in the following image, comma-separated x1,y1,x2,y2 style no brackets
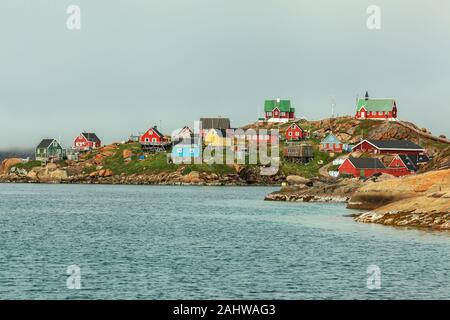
152,138,157,142
267,112,272,117
295,132,299,136
281,112,285,116
145,138,149,142
288,132,292,136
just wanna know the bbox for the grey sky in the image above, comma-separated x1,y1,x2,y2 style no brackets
1,0,449,149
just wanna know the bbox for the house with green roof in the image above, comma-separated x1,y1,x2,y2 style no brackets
264,98,295,123
355,92,398,120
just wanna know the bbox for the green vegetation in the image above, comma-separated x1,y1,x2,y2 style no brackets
14,160,41,171
281,148,335,178
182,164,235,175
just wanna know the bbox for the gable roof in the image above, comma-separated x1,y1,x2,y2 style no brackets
37,139,57,149
207,128,228,137
356,99,396,112
356,139,425,151
147,126,164,138
398,155,418,171
321,134,342,145
264,100,294,112
200,118,230,130
81,132,101,143
173,134,201,146
347,157,386,169
397,154,430,171
288,123,304,131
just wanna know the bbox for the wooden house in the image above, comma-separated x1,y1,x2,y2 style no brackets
352,139,425,155
171,135,201,163
73,132,101,151
388,154,430,173
339,157,411,178
199,118,231,137
35,139,64,162
285,123,309,141
171,126,194,143
355,92,398,120
264,98,295,123
320,134,343,153
204,128,232,147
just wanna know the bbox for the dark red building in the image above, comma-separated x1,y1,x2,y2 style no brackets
73,132,101,151
285,123,309,141
139,126,167,145
339,157,411,178
352,140,425,155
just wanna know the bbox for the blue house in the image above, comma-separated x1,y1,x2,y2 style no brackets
171,135,201,163
320,133,343,153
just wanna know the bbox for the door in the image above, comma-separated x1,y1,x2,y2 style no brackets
360,169,365,177
360,110,366,118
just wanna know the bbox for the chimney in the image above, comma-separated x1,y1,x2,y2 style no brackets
365,91,369,100
276,98,280,103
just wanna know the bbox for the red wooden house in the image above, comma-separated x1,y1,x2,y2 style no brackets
388,154,430,173
355,92,398,120
339,157,411,178
73,132,101,151
285,123,309,141
352,140,425,155
139,126,167,145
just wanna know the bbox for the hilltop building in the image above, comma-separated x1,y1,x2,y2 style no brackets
352,139,425,156
264,99,295,123
35,139,64,162
320,134,343,153
73,132,101,151
355,92,398,120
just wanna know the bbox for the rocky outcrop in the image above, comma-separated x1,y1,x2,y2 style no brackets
352,169,450,229
265,177,364,202
0,158,23,174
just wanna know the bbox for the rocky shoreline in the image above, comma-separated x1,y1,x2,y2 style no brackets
0,161,283,186
265,169,450,230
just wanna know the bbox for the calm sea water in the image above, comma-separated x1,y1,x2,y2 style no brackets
0,183,449,300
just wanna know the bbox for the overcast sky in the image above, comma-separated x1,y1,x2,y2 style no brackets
1,0,449,149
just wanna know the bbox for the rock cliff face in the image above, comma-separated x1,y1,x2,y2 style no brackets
352,169,450,230
264,175,364,202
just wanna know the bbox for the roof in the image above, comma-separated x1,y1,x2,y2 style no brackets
264,100,294,112
398,154,430,171
200,118,231,130
147,126,164,137
347,157,386,169
363,140,424,151
173,135,201,146
356,98,396,112
81,132,101,143
321,134,342,145
37,139,57,149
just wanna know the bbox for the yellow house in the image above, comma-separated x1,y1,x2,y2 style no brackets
204,129,232,147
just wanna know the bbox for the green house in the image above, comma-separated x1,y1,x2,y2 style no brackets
264,98,295,122
35,139,64,162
